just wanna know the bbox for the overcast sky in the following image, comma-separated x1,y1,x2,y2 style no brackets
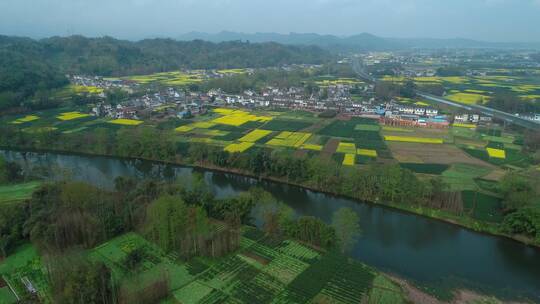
1,0,539,42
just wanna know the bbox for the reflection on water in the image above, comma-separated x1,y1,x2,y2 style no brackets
2,150,539,301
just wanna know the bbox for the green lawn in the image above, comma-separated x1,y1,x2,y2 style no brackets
0,182,41,205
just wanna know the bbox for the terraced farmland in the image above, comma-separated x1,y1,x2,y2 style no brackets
0,227,408,304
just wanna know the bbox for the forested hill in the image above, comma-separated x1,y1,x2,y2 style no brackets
0,35,331,112
0,35,331,76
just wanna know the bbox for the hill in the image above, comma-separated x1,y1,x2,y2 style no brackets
0,35,331,112
178,31,540,52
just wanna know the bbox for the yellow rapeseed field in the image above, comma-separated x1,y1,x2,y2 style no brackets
266,132,312,148
382,126,414,133
343,154,356,166
301,144,323,151
109,119,143,126
212,109,272,127
486,148,506,159
357,149,378,158
453,123,477,129
57,112,91,121
12,115,39,124
175,125,195,132
446,93,489,105
224,142,254,153
239,129,272,142
192,122,216,129
336,142,357,154
384,136,444,144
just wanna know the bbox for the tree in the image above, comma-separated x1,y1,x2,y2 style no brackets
145,195,189,252
399,80,416,98
283,216,336,249
332,208,361,253
0,204,27,258
499,173,534,211
375,81,399,101
46,252,116,304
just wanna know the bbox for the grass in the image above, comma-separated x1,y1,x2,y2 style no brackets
108,119,143,126
224,142,255,153
384,135,444,144
57,111,90,121
0,182,41,205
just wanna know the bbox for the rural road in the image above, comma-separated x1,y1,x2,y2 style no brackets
352,58,540,131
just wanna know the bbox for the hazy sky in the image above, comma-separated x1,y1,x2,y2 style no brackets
1,0,539,42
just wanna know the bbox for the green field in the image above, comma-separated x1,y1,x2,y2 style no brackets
462,191,504,223
0,227,409,304
441,164,492,191
0,245,50,304
400,163,450,175
0,182,41,205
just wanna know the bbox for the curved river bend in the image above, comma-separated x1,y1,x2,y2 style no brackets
2,150,539,301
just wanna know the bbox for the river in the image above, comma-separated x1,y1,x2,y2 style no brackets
2,150,539,301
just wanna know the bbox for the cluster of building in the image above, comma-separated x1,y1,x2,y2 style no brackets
69,75,135,94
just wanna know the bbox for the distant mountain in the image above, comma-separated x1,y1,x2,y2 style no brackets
178,31,540,52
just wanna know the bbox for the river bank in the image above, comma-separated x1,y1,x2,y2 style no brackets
2,148,540,301
2,145,537,249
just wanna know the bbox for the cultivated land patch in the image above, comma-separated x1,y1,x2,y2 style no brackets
57,111,91,121
261,119,313,132
108,118,143,126
384,135,444,144
388,142,494,166
211,109,272,127
266,132,312,148
0,245,50,303
11,115,39,124
321,138,340,157
224,142,255,153
462,191,504,223
0,182,41,205
441,164,492,191
238,129,273,143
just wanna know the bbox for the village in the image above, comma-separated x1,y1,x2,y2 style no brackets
70,69,502,130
